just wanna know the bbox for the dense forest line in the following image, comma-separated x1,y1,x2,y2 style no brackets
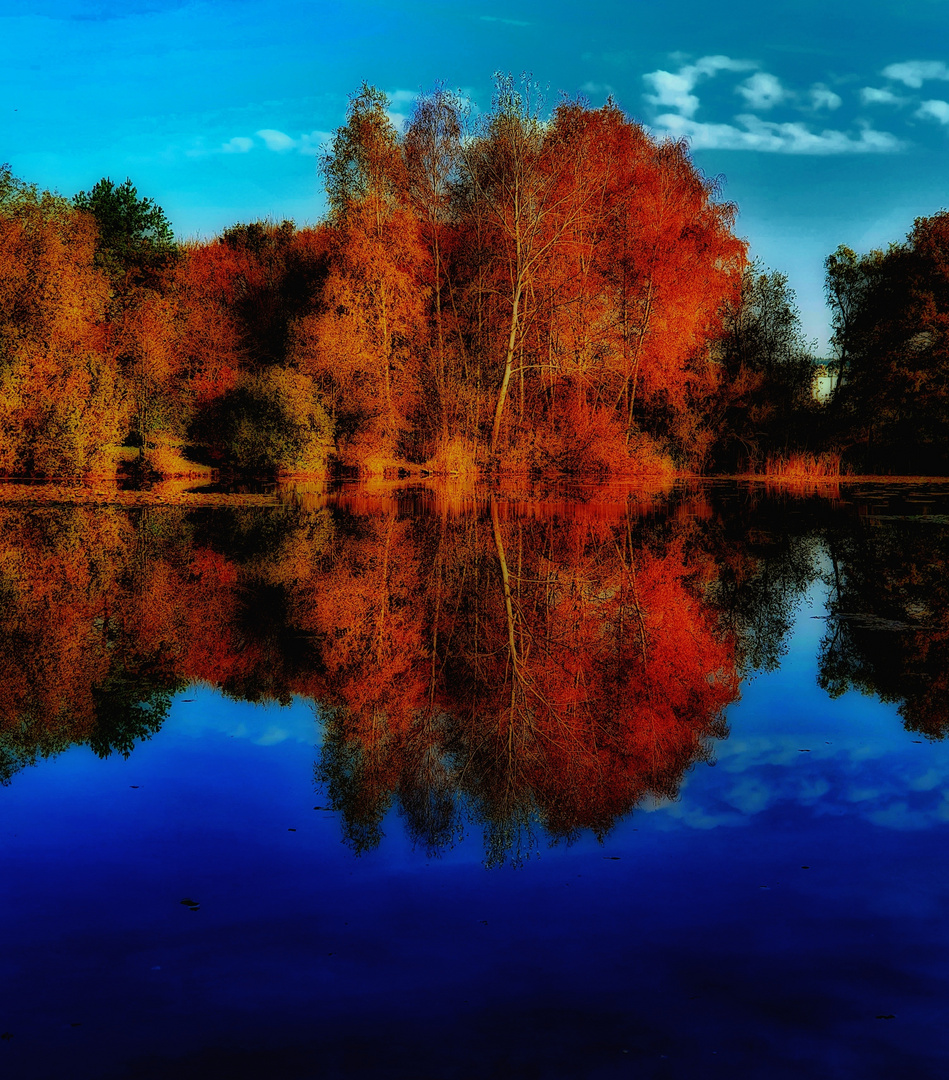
2,77,948,478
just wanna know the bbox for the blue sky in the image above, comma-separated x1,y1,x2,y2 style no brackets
2,0,948,351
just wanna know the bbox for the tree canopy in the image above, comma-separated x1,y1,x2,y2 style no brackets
74,176,176,283
825,212,949,473
8,79,949,481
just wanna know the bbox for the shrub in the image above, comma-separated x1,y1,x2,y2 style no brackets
764,451,842,480
200,368,334,474
426,436,480,477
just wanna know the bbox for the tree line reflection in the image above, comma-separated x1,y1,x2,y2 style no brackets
2,487,947,858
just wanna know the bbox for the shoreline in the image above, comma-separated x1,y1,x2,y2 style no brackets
2,473,949,507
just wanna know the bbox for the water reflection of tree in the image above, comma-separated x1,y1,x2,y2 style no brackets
699,489,821,673
0,507,182,781
6,486,948,843
818,513,949,738
0,503,333,780
315,501,739,864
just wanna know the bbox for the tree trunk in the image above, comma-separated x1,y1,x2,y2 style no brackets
490,281,523,455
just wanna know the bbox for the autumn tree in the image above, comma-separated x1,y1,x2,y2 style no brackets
404,84,465,442
0,166,126,475
115,289,185,458
170,240,245,408
211,220,331,368
295,84,426,466
504,101,632,470
594,136,744,466
175,222,334,471
456,75,607,454
444,89,743,469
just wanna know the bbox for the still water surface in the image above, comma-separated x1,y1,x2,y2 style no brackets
1,481,948,1078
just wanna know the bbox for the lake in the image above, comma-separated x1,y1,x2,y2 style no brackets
2,479,948,1079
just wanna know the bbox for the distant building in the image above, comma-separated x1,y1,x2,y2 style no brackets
812,363,834,402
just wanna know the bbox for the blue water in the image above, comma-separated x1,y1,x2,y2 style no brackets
3,577,949,1079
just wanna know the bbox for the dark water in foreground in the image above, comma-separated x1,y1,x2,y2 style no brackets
1,481,949,1078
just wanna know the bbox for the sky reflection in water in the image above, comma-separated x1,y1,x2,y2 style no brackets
2,486,949,1079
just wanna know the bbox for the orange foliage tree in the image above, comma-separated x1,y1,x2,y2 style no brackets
1,77,748,480
287,79,745,475
445,83,745,470
293,86,428,467
404,85,465,444
0,167,127,475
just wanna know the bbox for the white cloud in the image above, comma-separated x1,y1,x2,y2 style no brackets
883,59,949,88
660,802,746,829
214,129,334,157
692,54,756,78
810,84,842,110
256,128,296,151
644,69,701,117
479,14,530,26
867,802,931,830
916,99,949,124
725,776,773,814
299,129,333,156
653,112,904,154
581,81,615,97
908,767,943,792
736,72,786,110
221,136,253,154
861,87,904,105
668,728,949,834
381,89,418,132
643,54,756,118
171,689,318,746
